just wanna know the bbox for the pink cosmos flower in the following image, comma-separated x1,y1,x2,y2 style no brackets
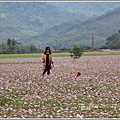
25,93,30,99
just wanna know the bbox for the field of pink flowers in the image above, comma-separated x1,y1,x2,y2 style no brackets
0,56,120,118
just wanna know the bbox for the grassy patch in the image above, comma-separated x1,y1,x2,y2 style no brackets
0,53,71,59
0,51,120,59
0,54,41,59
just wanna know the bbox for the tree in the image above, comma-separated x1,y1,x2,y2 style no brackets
29,44,38,53
0,43,7,54
69,44,85,59
105,30,120,49
0,39,42,54
6,38,19,53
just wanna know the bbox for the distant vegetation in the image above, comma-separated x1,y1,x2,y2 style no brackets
1,2,120,49
0,38,42,54
0,30,120,54
103,30,120,49
69,44,85,59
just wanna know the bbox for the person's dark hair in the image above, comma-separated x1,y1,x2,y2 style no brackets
44,47,51,54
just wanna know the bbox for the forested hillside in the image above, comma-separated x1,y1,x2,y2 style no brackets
0,2,83,43
25,6,120,49
1,2,120,49
104,30,120,49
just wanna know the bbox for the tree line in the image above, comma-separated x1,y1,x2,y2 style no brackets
0,30,120,54
0,38,92,54
0,38,43,54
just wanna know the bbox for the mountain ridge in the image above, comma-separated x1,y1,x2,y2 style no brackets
0,2,120,49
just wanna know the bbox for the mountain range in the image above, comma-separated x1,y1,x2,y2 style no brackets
0,2,120,49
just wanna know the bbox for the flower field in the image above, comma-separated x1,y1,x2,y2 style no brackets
0,55,120,118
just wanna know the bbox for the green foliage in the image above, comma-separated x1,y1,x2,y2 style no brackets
29,44,38,53
6,38,19,54
69,44,85,59
0,38,42,54
0,95,11,106
105,30,120,49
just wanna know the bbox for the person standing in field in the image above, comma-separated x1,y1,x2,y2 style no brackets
42,47,54,76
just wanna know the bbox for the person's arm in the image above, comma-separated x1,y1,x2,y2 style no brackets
51,55,54,67
51,55,54,64
42,54,45,63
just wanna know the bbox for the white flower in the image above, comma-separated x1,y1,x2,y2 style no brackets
76,114,83,118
